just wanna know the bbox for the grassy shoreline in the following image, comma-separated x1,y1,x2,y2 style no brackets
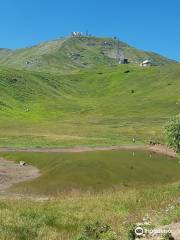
0,182,180,239
0,143,176,157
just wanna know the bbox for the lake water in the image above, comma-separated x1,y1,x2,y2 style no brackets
1,150,180,195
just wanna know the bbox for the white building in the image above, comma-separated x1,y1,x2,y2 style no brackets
71,32,82,37
140,60,152,67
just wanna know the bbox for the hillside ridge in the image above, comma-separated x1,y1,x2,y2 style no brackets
0,36,175,73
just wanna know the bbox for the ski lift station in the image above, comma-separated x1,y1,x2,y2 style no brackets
119,58,129,64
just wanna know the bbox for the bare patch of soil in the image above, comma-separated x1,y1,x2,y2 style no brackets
149,144,176,157
0,157,40,194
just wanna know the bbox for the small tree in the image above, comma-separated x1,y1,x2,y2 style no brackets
165,115,180,152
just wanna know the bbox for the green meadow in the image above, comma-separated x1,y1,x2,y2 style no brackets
0,63,179,147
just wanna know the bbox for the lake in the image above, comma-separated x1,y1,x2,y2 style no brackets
1,150,180,195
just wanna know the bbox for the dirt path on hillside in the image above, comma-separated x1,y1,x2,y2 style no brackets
0,144,176,157
0,158,40,194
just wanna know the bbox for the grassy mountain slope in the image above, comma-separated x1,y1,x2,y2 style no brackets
0,36,180,240
0,36,174,73
0,63,179,147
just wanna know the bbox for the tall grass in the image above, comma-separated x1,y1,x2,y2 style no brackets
0,183,180,239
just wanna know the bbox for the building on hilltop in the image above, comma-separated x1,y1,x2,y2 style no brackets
140,60,152,67
71,32,83,37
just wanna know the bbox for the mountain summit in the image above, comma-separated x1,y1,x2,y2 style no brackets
0,36,174,73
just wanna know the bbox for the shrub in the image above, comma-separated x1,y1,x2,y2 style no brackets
163,232,175,240
165,115,180,152
77,221,117,240
128,225,136,240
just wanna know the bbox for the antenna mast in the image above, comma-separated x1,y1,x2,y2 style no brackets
116,38,124,63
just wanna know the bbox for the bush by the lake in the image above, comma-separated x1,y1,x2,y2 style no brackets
165,115,180,152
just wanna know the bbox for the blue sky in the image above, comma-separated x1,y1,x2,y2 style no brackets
0,0,179,61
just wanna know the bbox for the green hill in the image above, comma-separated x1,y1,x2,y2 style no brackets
0,36,174,73
0,37,180,240
0,63,179,147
